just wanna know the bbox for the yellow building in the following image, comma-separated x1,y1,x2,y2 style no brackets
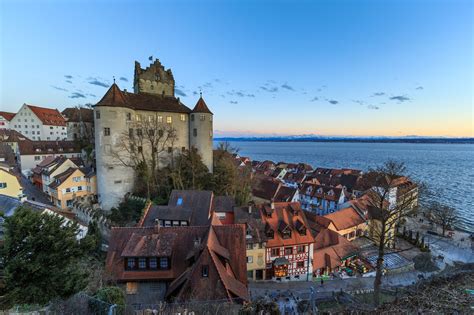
324,206,368,241
234,206,267,281
48,167,97,209
0,167,24,199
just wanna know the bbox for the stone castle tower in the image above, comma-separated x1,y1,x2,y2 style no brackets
134,59,175,96
93,59,213,210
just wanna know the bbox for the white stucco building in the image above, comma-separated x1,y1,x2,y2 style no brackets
10,104,67,141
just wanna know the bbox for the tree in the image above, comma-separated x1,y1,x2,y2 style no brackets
168,147,211,190
81,220,103,257
212,142,252,206
431,203,457,237
361,160,419,306
110,115,178,199
2,207,88,306
109,198,146,226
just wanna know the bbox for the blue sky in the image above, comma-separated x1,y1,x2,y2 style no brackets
1,0,472,137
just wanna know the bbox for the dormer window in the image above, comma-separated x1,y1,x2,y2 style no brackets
317,188,323,194
306,186,312,194
149,257,158,269
328,190,334,196
177,197,183,206
202,265,209,277
159,257,169,269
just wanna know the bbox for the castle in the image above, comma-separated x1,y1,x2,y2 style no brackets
94,59,213,210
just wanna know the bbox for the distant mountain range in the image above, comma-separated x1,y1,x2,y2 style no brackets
214,135,474,144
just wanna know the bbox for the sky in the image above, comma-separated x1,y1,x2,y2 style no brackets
1,0,473,137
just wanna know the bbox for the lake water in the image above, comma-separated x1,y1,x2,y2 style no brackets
217,141,474,233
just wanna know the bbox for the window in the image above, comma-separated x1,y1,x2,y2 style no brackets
297,261,305,268
148,129,154,136
96,111,100,119
114,180,122,184
159,257,169,269
65,188,71,193
37,125,39,128
136,129,142,136
73,176,81,182
126,113,132,121
202,265,209,277
34,156,41,161
247,256,253,263
180,114,186,121
77,186,82,191
200,114,205,121
191,114,194,121
284,247,293,255
0,183,7,189
193,128,197,137
168,147,172,153
158,130,164,137
136,114,142,122
137,146,143,153
157,116,163,123
246,243,253,250
104,127,110,136
297,245,306,253
138,258,146,269
149,257,158,269
166,116,172,124
126,282,138,295
271,248,280,257
177,197,183,206
129,128,133,138
181,147,186,152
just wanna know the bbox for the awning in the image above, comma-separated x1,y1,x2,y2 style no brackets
273,257,290,266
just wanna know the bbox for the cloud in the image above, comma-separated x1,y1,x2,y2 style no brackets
247,94,255,97
69,92,86,99
260,86,278,93
193,91,199,96
389,95,410,102
310,97,319,102
175,88,187,97
51,85,68,92
328,99,338,105
235,91,245,97
281,83,294,91
64,75,73,79
372,92,385,96
230,101,238,104
352,100,365,105
367,105,380,110
119,77,128,82
65,80,73,84
88,93,96,97
88,79,109,88
416,86,423,90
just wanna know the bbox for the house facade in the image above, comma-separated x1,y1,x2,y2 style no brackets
260,202,314,281
10,104,67,140
48,167,96,209
62,107,94,141
299,182,346,215
0,167,23,199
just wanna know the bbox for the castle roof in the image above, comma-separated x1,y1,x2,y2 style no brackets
61,107,94,123
192,97,213,114
95,83,191,113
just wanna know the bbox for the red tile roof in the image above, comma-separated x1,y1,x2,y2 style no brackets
312,228,357,270
61,107,94,123
17,140,81,156
26,105,66,126
324,206,366,231
192,96,213,114
0,111,15,121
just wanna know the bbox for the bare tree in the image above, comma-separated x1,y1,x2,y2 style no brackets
431,203,457,237
110,115,178,199
360,160,420,306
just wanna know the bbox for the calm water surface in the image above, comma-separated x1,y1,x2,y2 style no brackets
217,141,474,233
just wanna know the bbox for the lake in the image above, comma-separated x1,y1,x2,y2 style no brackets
215,141,474,233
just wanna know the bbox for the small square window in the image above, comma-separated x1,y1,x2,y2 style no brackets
138,258,146,269
166,116,172,124
104,127,110,136
200,114,205,121
126,113,132,121
159,257,169,269
96,111,100,119
157,116,163,123
149,258,158,269
180,114,186,121
247,256,253,263
136,129,142,136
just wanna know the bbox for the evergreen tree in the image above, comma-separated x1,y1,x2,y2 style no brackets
2,207,88,306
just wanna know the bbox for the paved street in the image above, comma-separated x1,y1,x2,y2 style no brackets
17,170,52,205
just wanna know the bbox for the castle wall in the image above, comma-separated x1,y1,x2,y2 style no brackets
189,113,213,172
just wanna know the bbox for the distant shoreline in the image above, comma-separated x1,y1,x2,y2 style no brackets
214,137,474,144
